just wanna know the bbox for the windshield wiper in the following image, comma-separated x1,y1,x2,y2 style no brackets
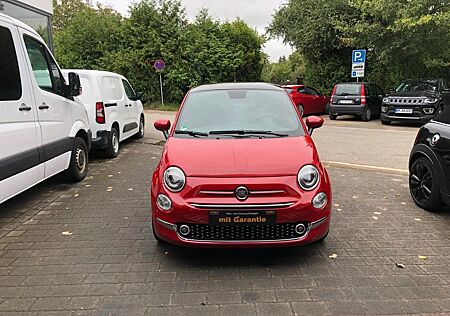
209,130,289,137
174,130,209,137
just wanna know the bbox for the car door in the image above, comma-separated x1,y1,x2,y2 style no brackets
0,22,41,203
305,86,325,114
433,107,450,185
122,79,140,134
101,75,128,140
296,86,314,114
20,29,74,178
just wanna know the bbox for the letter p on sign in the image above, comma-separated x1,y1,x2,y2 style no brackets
352,49,366,63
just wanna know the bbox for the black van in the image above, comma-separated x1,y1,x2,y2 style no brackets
329,82,384,121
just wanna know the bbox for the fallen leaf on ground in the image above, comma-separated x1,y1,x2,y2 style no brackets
334,204,340,207
128,188,133,191
336,208,342,212
372,216,378,220
414,218,422,222
85,184,91,187
108,175,113,178
401,202,407,205
419,255,428,260
74,193,79,197
395,193,400,196
61,231,73,236
352,196,358,199
329,254,338,259
369,192,374,195
106,188,113,192
396,263,405,269
374,211,382,215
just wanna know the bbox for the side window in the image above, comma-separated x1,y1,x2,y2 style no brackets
24,36,64,96
435,105,450,125
101,76,123,101
297,87,307,94
0,26,22,101
305,87,320,95
122,79,136,99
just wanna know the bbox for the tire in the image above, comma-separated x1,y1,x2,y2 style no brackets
298,104,304,116
329,113,337,120
362,107,371,121
316,230,329,243
134,115,145,139
105,127,119,159
409,157,442,211
63,137,88,182
381,118,391,125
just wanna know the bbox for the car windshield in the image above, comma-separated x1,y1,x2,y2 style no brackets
395,80,438,92
174,89,304,138
335,84,361,95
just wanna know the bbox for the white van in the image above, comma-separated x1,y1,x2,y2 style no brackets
0,14,91,204
62,70,145,158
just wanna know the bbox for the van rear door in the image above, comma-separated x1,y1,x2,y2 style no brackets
0,22,41,203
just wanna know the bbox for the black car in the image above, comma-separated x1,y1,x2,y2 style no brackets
409,105,450,211
381,78,450,125
329,82,384,121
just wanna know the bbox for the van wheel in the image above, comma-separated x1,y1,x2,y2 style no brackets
329,113,337,120
105,127,119,158
64,137,88,182
135,116,145,139
362,107,371,121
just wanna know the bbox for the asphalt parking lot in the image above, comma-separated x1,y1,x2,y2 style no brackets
1,113,450,315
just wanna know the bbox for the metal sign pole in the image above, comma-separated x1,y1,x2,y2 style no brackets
159,72,164,105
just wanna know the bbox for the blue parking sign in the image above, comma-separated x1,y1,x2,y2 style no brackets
352,49,366,63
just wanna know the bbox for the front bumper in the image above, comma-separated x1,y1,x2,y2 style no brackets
329,104,365,116
381,107,435,123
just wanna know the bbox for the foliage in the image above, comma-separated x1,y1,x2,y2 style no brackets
262,52,306,86
269,0,450,93
52,0,266,103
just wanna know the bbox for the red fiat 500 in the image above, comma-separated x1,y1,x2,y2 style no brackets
152,83,331,247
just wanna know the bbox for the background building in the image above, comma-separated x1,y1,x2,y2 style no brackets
0,0,53,48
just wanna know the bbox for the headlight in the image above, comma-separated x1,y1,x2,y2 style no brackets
382,98,388,103
157,194,172,211
424,98,438,104
312,192,328,209
297,165,320,191
164,167,186,192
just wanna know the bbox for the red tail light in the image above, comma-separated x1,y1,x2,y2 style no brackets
96,102,105,124
360,85,366,105
330,85,337,103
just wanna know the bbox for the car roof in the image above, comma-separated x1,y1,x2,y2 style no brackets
336,82,370,85
62,69,127,80
191,82,283,92
282,85,304,88
0,13,41,38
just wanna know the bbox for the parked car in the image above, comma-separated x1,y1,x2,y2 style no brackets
381,78,450,125
329,82,384,121
62,70,145,158
409,105,450,211
282,85,330,116
151,83,331,247
0,13,90,204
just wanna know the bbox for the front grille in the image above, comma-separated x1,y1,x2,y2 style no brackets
386,97,424,105
177,223,307,241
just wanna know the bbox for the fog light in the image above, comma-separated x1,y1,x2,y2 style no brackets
423,108,434,115
156,194,172,211
295,223,306,235
312,192,327,209
381,106,388,113
179,225,190,236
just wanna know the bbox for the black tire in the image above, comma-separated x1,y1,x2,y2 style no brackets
63,137,88,182
362,107,371,121
381,118,391,125
329,113,337,120
134,115,145,139
105,127,119,159
316,230,329,243
409,157,442,211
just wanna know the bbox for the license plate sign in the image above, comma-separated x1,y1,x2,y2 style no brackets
209,210,276,226
339,100,353,104
395,108,413,114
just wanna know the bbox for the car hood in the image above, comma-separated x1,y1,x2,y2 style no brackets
162,136,319,177
387,91,438,98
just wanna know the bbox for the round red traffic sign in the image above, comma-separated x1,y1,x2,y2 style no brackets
154,60,165,72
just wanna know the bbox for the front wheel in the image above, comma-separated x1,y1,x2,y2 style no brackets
409,157,442,211
64,137,88,182
105,127,119,158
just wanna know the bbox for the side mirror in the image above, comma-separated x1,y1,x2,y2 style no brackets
68,72,82,97
305,116,324,135
131,91,143,101
154,119,171,140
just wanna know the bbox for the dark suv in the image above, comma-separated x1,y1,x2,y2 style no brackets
409,105,450,211
329,82,384,121
381,78,450,125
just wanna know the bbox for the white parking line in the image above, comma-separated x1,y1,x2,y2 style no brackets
324,161,409,175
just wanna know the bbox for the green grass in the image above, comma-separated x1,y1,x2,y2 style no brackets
144,102,180,111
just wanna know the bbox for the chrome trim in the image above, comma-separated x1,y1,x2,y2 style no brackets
199,190,234,195
189,202,295,209
386,116,420,120
156,218,177,231
199,189,285,196
310,216,328,229
251,190,285,195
